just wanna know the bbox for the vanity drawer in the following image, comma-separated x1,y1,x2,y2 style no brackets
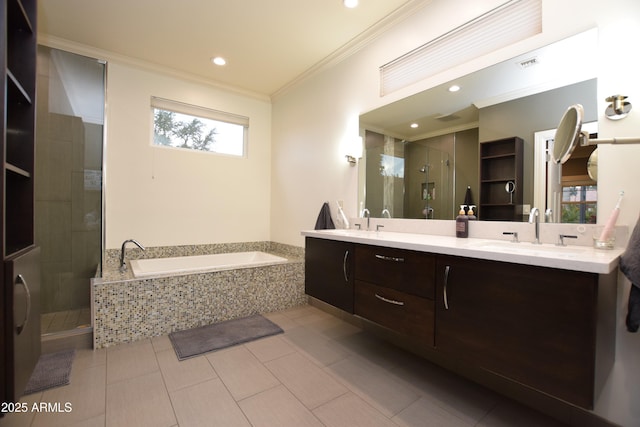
355,245,435,298
355,280,434,344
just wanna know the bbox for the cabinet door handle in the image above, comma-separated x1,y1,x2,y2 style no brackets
375,254,405,262
343,250,350,283
443,265,450,310
15,274,31,335
374,293,405,306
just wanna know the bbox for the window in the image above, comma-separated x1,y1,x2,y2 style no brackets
561,185,597,223
151,97,248,157
379,154,404,178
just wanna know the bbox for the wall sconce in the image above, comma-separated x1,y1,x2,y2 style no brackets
346,136,363,165
605,95,632,120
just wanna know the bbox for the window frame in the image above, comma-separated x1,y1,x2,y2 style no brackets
150,96,249,158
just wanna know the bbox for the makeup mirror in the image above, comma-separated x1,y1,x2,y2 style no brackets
551,104,583,164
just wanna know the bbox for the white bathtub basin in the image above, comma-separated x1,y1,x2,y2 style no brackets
129,251,288,278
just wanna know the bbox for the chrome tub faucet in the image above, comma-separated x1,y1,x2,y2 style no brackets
120,239,146,272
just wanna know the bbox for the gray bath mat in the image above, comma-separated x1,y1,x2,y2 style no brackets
169,314,283,360
24,349,75,395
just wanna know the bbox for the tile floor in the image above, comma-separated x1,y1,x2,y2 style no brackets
1,304,569,427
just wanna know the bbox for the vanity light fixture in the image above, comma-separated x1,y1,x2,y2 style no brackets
211,56,227,66
605,95,632,120
346,136,363,165
343,0,358,8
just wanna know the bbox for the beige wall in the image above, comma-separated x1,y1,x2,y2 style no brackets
105,62,272,249
271,0,640,425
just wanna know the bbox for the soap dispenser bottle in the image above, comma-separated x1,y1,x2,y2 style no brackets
456,205,469,238
467,205,477,220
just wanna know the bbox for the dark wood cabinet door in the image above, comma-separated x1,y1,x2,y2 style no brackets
4,246,41,402
435,255,599,408
305,237,354,313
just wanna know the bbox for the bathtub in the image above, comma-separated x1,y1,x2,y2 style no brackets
129,251,288,278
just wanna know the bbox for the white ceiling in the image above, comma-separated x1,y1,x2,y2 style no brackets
38,0,416,97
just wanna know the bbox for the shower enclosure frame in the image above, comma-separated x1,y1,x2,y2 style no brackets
36,43,108,339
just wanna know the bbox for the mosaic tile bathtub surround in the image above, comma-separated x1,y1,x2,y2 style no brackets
93,242,305,348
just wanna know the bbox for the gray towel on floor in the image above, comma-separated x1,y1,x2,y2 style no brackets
620,214,640,284
314,202,335,230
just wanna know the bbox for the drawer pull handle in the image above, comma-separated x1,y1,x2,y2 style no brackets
374,293,405,306
443,265,450,310
15,274,31,335
343,250,349,283
375,254,405,262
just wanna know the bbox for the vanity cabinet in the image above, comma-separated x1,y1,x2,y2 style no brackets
354,245,435,344
435,254,615,409
304,231,618,412
305,237,354,313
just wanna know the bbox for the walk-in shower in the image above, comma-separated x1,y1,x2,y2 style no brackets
35,46,105,339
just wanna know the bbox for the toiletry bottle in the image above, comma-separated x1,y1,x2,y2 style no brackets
468,205,477,220
456,205,469,238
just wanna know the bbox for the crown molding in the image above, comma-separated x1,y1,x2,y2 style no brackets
37,34,272,103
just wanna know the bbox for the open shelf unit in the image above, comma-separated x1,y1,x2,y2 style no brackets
2,0,39,407
479,137,523,221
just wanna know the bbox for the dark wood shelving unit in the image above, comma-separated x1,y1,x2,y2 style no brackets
2,0,40,408
478,137,523,221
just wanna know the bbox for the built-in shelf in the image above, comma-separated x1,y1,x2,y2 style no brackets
3,0,39,404
8,0,34,33
479,137,523,221
7,70,32,105
5,162,31,178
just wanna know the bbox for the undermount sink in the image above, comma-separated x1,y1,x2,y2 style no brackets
470,240,595,259
316,229,383,237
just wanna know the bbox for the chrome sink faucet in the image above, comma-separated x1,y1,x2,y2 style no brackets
361,208,370,230
528,207,541,244
120,239,146,272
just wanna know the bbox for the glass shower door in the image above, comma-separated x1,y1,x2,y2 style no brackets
35,46,105,335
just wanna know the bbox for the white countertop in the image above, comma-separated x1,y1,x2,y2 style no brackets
302,229,623,274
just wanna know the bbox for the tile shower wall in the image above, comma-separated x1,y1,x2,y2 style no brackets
93,242,306,348
35,91,102,315
35,47,103,318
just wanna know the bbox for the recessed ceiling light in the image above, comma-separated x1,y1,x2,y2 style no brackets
211,56,226,66
343,0,358,8
448,84,461,92
410,123,419,128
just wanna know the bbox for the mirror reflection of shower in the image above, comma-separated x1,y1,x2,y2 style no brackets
416,147,451,220
419,164,434,218
363,129,465,220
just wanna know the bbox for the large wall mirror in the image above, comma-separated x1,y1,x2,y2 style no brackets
359,29,598,223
